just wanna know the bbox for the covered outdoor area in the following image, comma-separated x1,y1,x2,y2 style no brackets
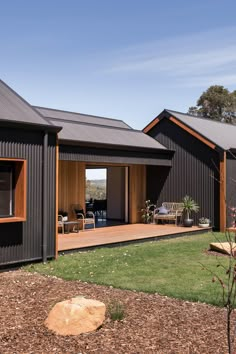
58,160,147,224
58,223,211,252
38,104,175,257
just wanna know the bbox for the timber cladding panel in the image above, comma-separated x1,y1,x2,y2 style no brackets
129,165,146,223
146,119,220,229
219,152,226,231
0,158,27,222
59,161,85,219
226,154,236,227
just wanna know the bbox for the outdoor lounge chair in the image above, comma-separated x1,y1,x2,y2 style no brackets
72,204,96,231
58,215,64,234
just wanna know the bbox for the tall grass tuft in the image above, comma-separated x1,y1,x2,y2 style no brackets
108,300,125,321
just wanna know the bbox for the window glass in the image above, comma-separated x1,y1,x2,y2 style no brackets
0,165,13,217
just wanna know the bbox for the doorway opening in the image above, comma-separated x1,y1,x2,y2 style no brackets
85,166,128,227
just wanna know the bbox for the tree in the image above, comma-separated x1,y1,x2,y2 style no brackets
188,106,203,117
188,85,236,124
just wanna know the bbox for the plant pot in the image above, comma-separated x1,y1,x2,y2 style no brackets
183,218,193,227
198,223,209,228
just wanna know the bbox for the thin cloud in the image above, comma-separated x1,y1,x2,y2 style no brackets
107,46,236,75
102,26,236,86
180,74,236,88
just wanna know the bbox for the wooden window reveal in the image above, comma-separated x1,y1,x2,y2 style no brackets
0,159,26,223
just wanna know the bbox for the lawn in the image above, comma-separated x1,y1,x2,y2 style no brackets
25,232,229,306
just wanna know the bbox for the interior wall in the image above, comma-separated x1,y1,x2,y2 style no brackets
107,166,125,220
58,161,85,219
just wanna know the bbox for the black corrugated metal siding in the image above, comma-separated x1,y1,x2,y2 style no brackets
46,134,57,258
226,154,236,227
146,119,220,228
0,128,56,265
59,145,172,166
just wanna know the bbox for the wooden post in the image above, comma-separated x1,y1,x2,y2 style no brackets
129,165,146,223
55,135,59,259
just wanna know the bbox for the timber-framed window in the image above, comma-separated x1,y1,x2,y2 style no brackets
0,159,26,223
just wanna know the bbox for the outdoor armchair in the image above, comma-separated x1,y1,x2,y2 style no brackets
58,215,64,234
76,211,96,231
71,204,96,230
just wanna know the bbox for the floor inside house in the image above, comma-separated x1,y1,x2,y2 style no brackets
58,223,211,252
95,216,125,228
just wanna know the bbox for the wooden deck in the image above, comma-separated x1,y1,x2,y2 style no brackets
58,223,211,252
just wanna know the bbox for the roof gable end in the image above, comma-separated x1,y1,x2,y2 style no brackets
143,109,236,150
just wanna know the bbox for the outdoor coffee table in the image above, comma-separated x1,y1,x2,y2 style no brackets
63,221,80,234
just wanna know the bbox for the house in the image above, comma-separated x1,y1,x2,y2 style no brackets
143,109,236,231
0,80,172,267
1,78,234,267
34,105,173,225
0,80,60,266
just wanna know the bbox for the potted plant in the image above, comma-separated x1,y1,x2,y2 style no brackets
182,195,199,227
198,217,210,228
141,200,156,224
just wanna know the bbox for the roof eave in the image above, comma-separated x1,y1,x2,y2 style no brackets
58,138,174,155
0,117,62,133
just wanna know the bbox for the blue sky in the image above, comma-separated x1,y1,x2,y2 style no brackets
1,0,236,129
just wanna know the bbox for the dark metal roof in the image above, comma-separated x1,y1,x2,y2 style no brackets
36,105,168,150
34,106,131,129
165,109,236,150
0,80,50,126
49,118,167,150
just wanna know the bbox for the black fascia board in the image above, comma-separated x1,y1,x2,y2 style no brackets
58,138,175,156
0,117,62,133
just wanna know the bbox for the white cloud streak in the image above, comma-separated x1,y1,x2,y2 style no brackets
102,27,236,87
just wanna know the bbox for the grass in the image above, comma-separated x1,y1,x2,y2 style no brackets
24,232,230,306
108,300,125,321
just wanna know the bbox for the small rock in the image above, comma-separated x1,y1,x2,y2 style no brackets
45,297,106,336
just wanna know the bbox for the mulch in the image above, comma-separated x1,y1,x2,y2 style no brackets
0,270,230,353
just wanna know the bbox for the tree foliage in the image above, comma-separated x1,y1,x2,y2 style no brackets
86,179,106,201
188,85,236,124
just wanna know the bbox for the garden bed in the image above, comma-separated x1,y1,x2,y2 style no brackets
0,270,229,353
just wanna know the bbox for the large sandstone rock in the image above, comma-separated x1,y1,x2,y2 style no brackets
45,297,106,336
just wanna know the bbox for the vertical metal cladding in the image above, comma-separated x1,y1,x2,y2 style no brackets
146,119,220,229
0,127,56,266
47,134,56,258
226,154,236,227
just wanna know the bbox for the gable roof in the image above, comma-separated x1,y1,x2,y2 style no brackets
37,105,167,151
144,109,236,151
0,80,51,127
